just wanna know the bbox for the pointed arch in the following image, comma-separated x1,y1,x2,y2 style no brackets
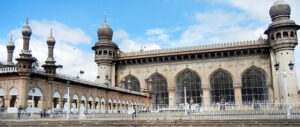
120,74,140,92
148,72,169,108
241,66,268,104
210,69,234,104
175,68,202,106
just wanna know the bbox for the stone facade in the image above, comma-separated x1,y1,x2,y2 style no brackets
0,0,299,113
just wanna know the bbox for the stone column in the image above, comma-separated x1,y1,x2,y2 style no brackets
234,85,242,105
202,88,210,107
168,87,175,108
4,95,9,110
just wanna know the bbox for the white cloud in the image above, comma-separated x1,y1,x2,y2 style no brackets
0,20,97,81
30,20,91,44
113,29,130,41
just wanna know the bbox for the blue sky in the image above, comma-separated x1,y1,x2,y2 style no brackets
0,0,299,84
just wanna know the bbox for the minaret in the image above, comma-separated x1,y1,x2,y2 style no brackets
16,17,37,70
42,29,61,74
4,35,15,67
265,0,299,103
92,16,119,86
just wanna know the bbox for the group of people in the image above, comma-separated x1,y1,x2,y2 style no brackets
17,105,51,119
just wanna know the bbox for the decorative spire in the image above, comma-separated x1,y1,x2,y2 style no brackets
50,28,53,36
10,34,12,42
104,14,107,25
26,16,28,25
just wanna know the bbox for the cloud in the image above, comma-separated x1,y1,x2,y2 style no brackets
30,20,91,44
0,20,97,81
113,29,130,41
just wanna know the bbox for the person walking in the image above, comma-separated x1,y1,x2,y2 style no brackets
18,105,23,119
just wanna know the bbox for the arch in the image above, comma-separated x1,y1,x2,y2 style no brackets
81,96,86,101
283,31,289,38
99,50,103,55
276,32,282,39
28,88,43,96
148,72,169,108
72,94,78,100
88,96,93,101
175,69,202,106
101,97,105,102
9,88,18,95
271,34,275,40
210,69,234,104
174,68,201,83
0,88,5,96
241,66,268,104
109,51,112,56
120,74,141,92
53,92,61,98
103,50,107,55
290,31,295,38
95,97,100,102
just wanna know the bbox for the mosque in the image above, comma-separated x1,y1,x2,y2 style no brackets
0,0,299,113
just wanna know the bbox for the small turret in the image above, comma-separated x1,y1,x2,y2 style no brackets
42,29,61,74
4,35,15,67
16,17,37,70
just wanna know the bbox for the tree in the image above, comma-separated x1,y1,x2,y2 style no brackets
0,61,4,68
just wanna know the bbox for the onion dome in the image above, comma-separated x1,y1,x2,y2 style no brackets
6,35,15,50
22,17,32,37
47,29,56,46
97,16,113,40
269,0,291,20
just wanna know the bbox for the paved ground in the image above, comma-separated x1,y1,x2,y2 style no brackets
1,119,300,127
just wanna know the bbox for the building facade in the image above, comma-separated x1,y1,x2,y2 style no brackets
0,0,299,113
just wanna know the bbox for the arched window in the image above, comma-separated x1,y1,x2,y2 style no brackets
242,67,268,104
210,70,234,105
283,31,288,38
271,34,275,40
290,31,294,38
149,74,169,108
175,70,202,106
276,32,282,39
120,75,140,92
109,51,112,56
99,50,102,55
28,88,43,108
103,50,107,55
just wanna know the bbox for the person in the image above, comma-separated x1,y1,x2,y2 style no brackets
220,97,225,110
132,106,136,119
18,105,23,119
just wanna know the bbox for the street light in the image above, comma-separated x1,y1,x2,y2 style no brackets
274,61,294,118
66,81,70,119
31,88,35,115
183,81,188,116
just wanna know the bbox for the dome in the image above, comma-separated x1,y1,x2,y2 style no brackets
6,36,15,50
97,20,113,40
47,30,56,46
22,17,32,37
269,0,291,20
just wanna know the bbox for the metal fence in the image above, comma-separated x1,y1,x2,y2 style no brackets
1,103,299,120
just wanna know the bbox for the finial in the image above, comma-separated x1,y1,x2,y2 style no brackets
50,28,53,36
10,34,12,42
104,14,107,25
26,16,28,24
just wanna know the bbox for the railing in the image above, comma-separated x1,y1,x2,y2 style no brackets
1,103,300,120
0,67,147,96
0,67,17,73
120,39,267,57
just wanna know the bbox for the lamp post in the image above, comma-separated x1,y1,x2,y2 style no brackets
31,88,35,115
183,81,187,116
66,81,70,119
274,61,294,119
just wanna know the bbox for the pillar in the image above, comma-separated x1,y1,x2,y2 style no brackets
202,88,210,106
234,85,242,105
168,87,175,108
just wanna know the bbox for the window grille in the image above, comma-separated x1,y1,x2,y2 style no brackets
175,70,202,106
122,75,140,92
150,74,169,108
242,67,268,104
210,71,235,105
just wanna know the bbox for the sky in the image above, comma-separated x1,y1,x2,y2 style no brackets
0,0,299,85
